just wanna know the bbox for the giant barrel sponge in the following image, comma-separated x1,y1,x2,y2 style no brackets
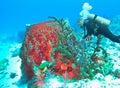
19,17,81,82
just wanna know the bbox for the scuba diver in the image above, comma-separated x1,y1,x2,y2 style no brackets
78,2,120,43
78,15,120,43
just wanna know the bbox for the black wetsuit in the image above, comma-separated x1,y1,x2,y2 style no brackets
83,19,120,43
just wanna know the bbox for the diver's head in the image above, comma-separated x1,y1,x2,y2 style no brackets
78,18,85,27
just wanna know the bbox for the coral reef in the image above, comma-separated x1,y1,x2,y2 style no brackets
19,17,116,87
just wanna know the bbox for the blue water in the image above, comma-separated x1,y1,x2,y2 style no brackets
0,1,120,88
0,0,120,36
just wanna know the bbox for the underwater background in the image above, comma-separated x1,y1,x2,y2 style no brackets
0,0,120,88
1,0,120,36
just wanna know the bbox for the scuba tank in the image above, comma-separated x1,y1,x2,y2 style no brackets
88,14,111,27
80,3,111,27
